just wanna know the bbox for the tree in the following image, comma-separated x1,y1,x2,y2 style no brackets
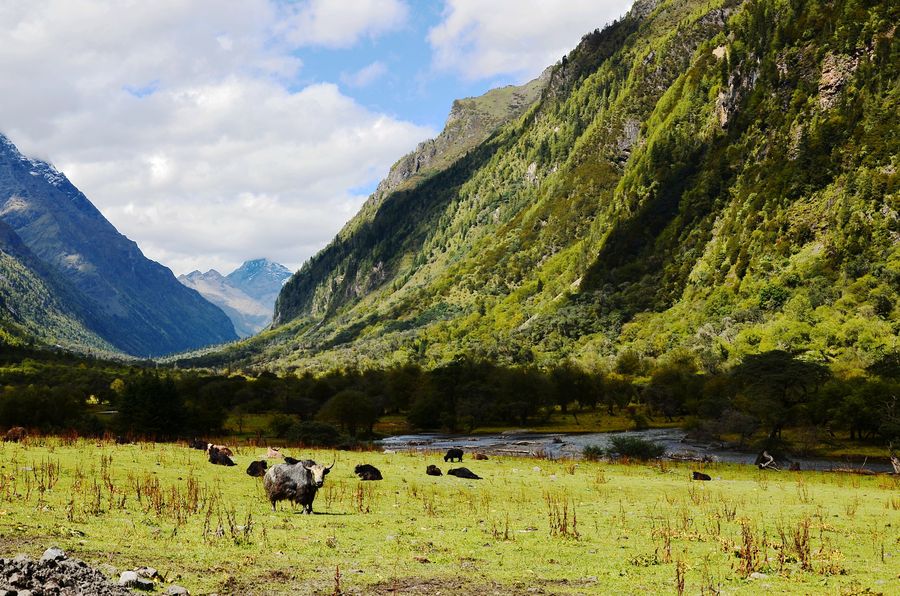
316,389,378,437
729,351,830,439
117,374,184,439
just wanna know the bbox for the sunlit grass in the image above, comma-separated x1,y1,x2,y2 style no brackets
0,437,896,594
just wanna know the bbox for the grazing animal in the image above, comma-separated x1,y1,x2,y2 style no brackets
692,471,712,481
114,435,130,445
246,460,268,477
447,467,481,480
426,465,442,476
4,427,26,443
266,447,281,459
188,438,208,450
473,453,489,461
264,460,334,513
444,448,463,463
208,446,236,466
207,443,234,457
354,464,383,481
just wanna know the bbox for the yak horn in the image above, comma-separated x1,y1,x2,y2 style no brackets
326,459,335,471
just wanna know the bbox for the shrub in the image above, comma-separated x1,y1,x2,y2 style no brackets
583,445,604,461
606,436,665,460
269,413,296,438
286,421,343,447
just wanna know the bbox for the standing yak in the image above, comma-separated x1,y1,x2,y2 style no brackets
264,460,334,513
444,448,463,462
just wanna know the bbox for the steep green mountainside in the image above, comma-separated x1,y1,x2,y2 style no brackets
0,134,237,356
0,220,114,352
188,0,898,374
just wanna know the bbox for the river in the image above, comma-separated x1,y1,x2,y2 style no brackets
377,428,895,472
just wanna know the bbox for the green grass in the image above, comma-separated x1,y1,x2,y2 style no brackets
0,437,897,594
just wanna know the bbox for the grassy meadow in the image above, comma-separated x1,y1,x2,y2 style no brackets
0,437,897,595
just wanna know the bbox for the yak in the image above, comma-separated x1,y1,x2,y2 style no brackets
246,460,268,477
208,446,236,466
472,453,489,460
426,465,442,476
283,456,317,467
4,427,26,443
188,438,208,450
354,464,383,481
264,460,334,513
691,471,712,481
444,448,463,463
447,467,481,480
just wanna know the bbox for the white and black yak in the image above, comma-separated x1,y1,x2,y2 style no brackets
208,446,236,466
263,460,334,513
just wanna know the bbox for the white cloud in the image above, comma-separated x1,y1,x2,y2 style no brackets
277,0,409,48
428,0,632,81
0,1,432,275
341,61,389,88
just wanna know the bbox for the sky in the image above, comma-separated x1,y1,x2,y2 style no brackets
0,0,632,276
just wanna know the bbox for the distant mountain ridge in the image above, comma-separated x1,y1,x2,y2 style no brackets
0,133,237,355
178,259,290,338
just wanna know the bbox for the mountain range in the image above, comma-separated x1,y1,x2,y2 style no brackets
178,259,291,338
183,0,897,373
0,133,237,356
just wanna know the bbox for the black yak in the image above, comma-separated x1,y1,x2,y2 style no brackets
208,446,236,466
264,460,334,513
447,467,481,480
444,448,463,462
246,460,268,477
426,465,442,476
691,471,711,481
354,464,383,480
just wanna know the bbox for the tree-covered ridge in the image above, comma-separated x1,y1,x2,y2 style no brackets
0,220,114,352
192,0,896,379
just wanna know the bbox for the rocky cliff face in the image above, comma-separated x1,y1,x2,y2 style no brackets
0,133,237,355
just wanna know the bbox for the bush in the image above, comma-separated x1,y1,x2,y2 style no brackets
583,445,604,461
606,436,665,460
286,421,343,447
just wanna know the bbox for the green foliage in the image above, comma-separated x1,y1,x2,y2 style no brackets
582,444,604,461
606,436,666,460
286,421,343,447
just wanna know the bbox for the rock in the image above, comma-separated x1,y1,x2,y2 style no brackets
40,547,67,562
119,570,139,586
135,566,159,579
98,563,119,577
165,586,190,595
749,572,768,580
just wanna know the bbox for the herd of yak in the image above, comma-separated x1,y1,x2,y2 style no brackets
188,440,486,514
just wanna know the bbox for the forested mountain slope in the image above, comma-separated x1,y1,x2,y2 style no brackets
0,134,237,356
189,0,898,374
0,219,113,352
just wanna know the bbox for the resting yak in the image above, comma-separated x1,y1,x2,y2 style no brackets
354,464,383,480
208,446,236,466
444,448,463,463
691,471,711,481
264,459,333,513
447,467,481,480
246,460,268,477
426,465,442,476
